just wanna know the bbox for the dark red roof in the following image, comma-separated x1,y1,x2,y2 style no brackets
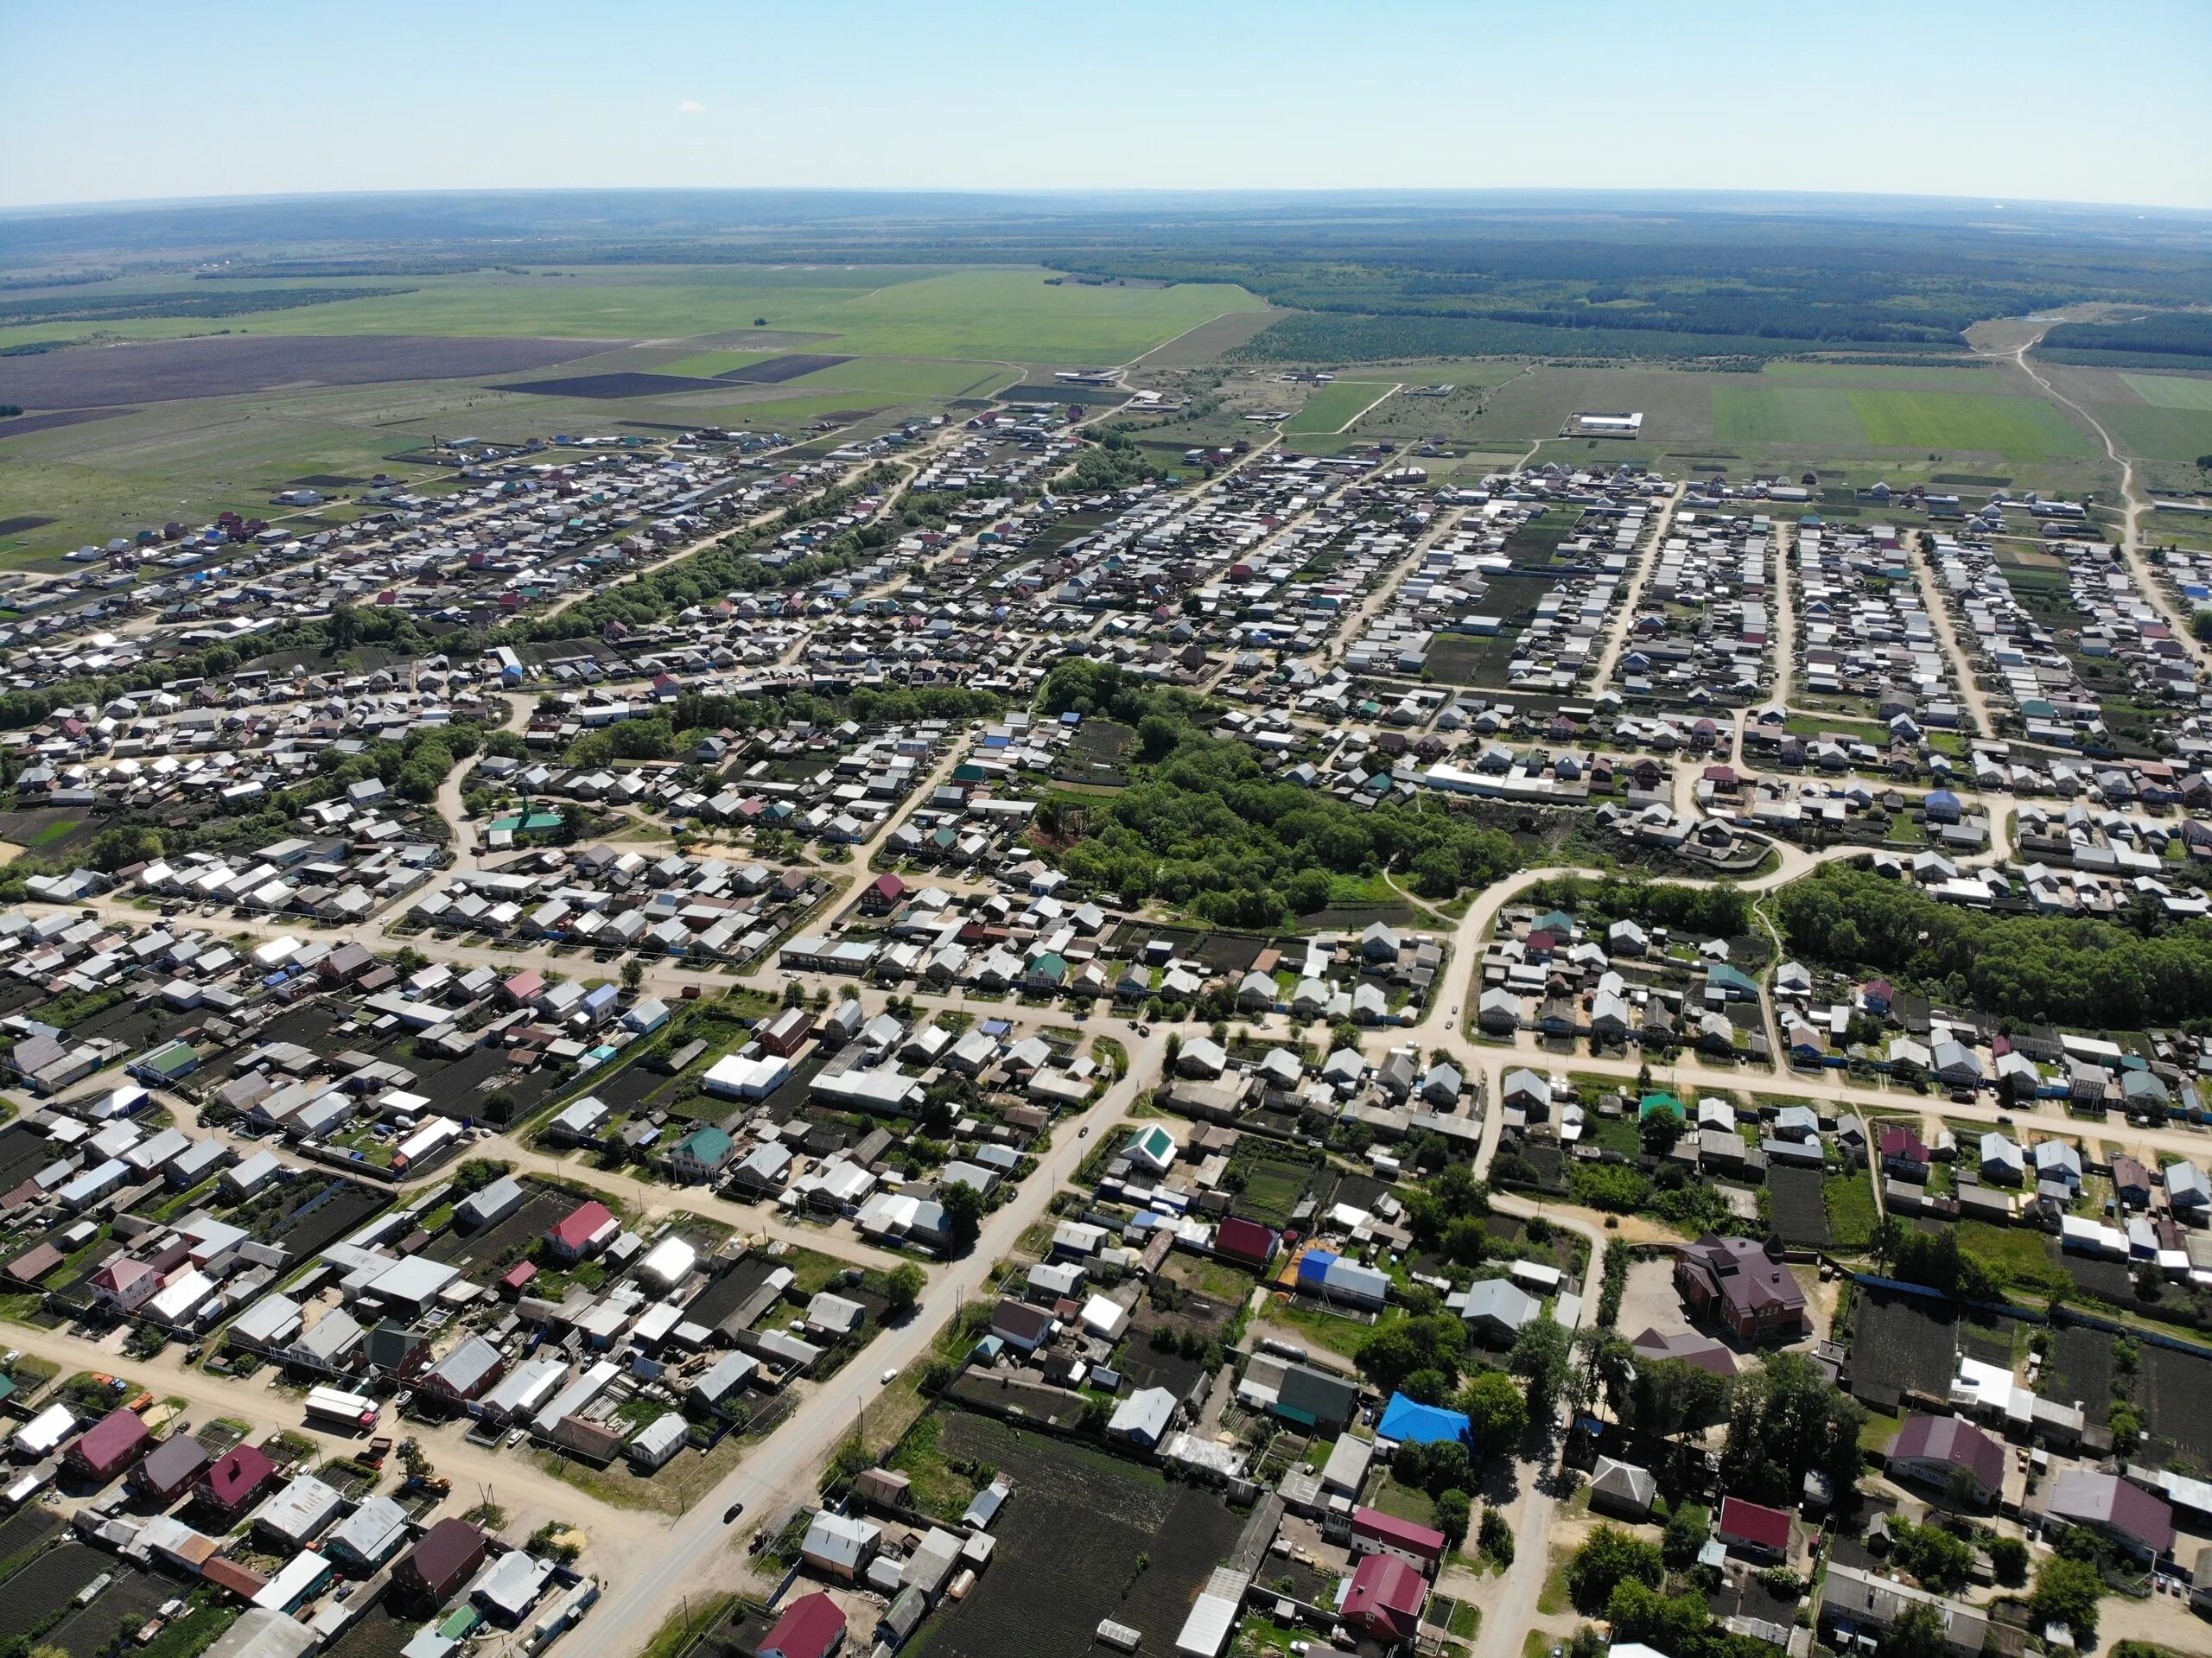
69,1407,150,1476
1880,1126,1928,1160
200,1444,277,1509
760,1591,847,1658
1214,1216,1278,1265
401,1518,488,1598
1719,1496,1792,1552
1343,1552,1427,1638
1352,1506,1446,1560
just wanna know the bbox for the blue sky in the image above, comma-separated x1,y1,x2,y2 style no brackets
3,0,2208,211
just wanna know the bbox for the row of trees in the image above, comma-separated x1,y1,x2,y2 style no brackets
1777,861,2212,1029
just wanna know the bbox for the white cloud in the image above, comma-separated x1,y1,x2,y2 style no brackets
676,99,706,116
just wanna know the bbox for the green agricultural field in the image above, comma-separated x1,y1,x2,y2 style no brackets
0,368,899,564
1285,378,1397,434
789,356,1015,398
2095,402,2212,464
1713,382,2093,458
0,265,1265,367
1459,365,1716,445
1763,360,2000,391
2122,372,2212,411
1848,390,2092,456
1713,385,1869,447
649,349,781,378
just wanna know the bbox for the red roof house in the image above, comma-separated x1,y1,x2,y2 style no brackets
1888,1413,2005,1506
1719,1496,1792,1560
501,970,547,1006
1351,1506,1446,1567
198,1445,279,1519
759,1591,847,1658
1213,1216,1280,1268
860,873,906,916
397,1518,489,1607
546,1200,619,1261
1342,1553,1427,1642
68,1407,151,1480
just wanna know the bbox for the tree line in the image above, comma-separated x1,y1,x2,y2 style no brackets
1777,861,2212,1029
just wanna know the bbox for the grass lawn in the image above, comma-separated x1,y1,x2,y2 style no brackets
1824,1166,1879,1249
1167,1255,1259,1303
1369,1476,1437,1528
1959,1220,2069,1295
887,1410,980,1521
1859,1404,1904,1453
1270,1297,1395,1361
1535,1540,1575,1616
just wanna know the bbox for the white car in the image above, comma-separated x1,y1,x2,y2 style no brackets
880,1368,899,1385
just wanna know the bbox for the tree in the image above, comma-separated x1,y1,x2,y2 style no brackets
1355,1314,1467,1394
939,1181,985,1250
1564,1524,1663,1614
1509,1317,1573,1422
1882,1603,1949,1658
2029,1554,2103,1643
1432,1489,1471,1551
620,957,644,994
1661,1502,1710,1568
1441,1215,1490,1267
1575,1329,1637,1424
1639,1109,1683,1157
1988,1534,2029,1588
1458,1370,1528,1447
1719,1349,1866,1507
882,1262,925,1317
1478,1505,1514,1566
1604,1579,1711,1652
1891,1519,1973,1592
327,600,362,652
1869,1214,1905,1274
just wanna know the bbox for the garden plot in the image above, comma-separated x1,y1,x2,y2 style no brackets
45,1564,168,1658
2139,1343,2212,1471
426,1181,575,1272
1849,1292,1956,1405
0,1545,116,1641
260,1178,390,1263
1766,1166,1830,1248
2044,1325,2113,1422
918,1411,1246,1658
1225,1141,1324,1229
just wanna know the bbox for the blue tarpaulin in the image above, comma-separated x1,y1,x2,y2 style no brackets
1377,1393,1472,1447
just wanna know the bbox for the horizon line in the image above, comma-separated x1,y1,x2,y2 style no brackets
6,182,2211,222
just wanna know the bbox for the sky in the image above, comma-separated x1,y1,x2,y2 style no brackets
3,0,2209,212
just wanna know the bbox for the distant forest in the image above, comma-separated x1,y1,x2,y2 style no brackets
3,187,2208,364
2037,309,2212,368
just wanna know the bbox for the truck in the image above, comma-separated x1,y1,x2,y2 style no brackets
304,1386,378,1432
